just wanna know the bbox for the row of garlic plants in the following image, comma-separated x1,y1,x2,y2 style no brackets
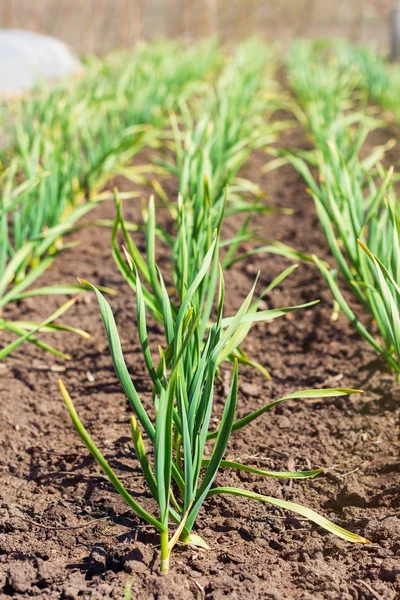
284,41,400,379
0,40,222,359
60,40,368,572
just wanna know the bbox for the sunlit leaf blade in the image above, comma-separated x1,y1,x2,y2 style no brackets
220,300,319,328
130,417,158,501
0,320,71,360
182,533,210,550
207,487,369,543
78,279,155,440
204,459,323,479
208,388,362,440
9,321,91,339
0,298,76,360
59,380,163,531
185,360,239,534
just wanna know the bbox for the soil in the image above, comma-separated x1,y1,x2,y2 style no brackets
0,121,399,600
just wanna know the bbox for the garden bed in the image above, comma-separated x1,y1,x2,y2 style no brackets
0,124,399,600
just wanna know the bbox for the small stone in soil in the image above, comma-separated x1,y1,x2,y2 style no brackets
87,546,107,575
240,382,259,398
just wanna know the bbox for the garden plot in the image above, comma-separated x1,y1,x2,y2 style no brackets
0,40,399,600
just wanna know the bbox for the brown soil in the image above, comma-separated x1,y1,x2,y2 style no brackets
0,124,399,600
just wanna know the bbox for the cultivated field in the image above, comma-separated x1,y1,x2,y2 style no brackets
0,39,399,599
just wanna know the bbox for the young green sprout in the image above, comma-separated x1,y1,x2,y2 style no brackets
60,226,367,573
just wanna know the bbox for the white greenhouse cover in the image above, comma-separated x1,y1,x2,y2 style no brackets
0,29,83,96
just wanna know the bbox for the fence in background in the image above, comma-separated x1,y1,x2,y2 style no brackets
0,0,393,55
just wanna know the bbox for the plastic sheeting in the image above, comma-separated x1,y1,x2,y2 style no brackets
0,29,83,96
